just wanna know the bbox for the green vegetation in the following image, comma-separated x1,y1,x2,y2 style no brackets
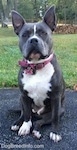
0,28,77,88
53,34,77,88
0,28,21,87
0,0,77,24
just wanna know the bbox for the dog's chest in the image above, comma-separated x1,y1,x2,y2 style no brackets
22,63,54,107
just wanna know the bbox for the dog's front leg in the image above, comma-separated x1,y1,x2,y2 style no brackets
11,111,24,131
18,94,32,136
50,93,62,142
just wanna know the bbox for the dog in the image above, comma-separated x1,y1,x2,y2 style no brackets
11,6,65,142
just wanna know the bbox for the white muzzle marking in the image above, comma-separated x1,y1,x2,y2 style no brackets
34,25,37,35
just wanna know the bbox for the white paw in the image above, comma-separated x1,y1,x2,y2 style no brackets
18,121,32,136
37,107,44,115
32,130,41,139
50,132,62,142
32,109,36,113
11,125,19,131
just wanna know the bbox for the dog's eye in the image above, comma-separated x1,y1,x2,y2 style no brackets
38,29,47,37
22,33,27,37
22,31,31,38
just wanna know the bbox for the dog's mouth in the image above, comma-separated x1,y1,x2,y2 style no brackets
26,51,47,62
29,53,41,61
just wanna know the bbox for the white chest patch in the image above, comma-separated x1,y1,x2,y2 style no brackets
22,63,54,107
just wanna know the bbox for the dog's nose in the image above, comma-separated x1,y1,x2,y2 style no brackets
30,38,38,44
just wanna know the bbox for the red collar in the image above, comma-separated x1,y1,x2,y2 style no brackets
19,53,54,75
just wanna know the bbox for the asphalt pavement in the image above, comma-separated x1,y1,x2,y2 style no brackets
0,88,77,150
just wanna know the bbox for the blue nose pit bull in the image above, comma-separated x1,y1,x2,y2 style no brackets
11,6,65,142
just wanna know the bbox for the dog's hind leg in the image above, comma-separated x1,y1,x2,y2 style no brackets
34,112,52,127
32,112,51,139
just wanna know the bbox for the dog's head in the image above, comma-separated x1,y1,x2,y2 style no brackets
12,6,56,61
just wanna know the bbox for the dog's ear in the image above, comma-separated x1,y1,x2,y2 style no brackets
43,6,56,31
12,11,25,35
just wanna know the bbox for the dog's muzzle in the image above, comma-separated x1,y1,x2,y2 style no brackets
26,36,46,61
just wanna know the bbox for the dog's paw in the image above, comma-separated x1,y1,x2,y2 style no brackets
18,121,32,136
32,130,41,139
50,132,62,142
11,125,19,131
37,107,44,115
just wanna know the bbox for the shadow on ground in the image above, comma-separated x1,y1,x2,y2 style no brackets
0,89,77,150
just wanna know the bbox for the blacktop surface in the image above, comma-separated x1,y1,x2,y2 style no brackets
0,88,77,150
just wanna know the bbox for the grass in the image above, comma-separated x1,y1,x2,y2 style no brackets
0,28,77,88
0,28,21,87
53,34,77,88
